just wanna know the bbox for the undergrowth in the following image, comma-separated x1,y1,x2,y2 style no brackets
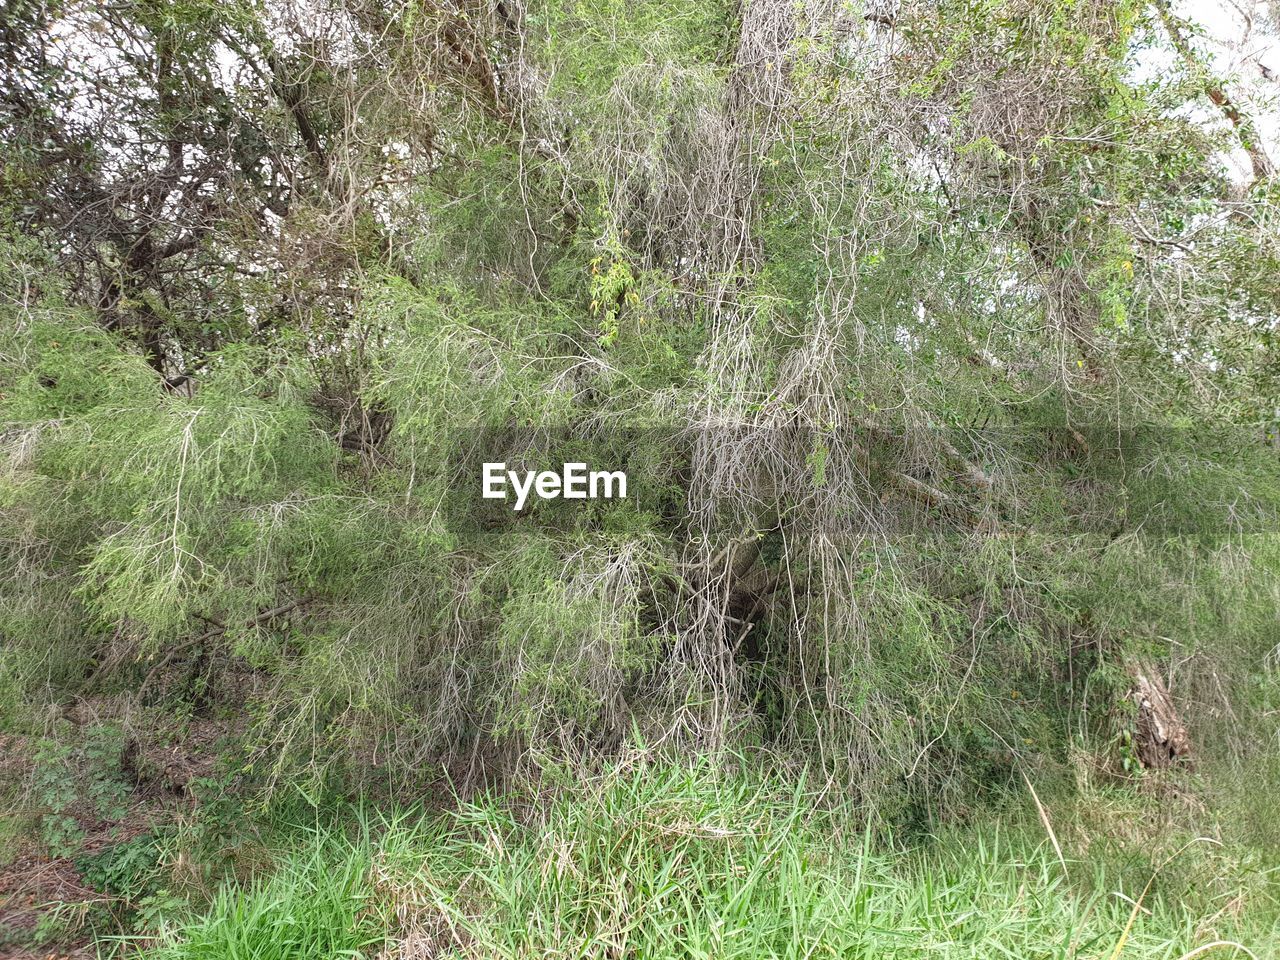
135,759,1278,960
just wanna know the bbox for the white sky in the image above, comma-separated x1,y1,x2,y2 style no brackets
44,1,1280,186
1167,0,1280,180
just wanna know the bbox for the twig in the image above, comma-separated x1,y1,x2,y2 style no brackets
138,597,312,698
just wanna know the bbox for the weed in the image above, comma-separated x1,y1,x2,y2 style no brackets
138,762,1280,960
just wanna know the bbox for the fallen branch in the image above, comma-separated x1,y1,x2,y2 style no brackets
138,597,312,699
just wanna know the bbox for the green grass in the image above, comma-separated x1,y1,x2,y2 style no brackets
142,838,384,960
139,761,1278,960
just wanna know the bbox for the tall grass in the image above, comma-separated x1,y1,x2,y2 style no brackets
144,761,1277,960
143,837,384,960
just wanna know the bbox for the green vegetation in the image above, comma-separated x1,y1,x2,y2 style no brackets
140,762,1278,959
1,0,1278,955
144,841,382,960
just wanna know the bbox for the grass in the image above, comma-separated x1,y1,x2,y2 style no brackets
141,840,384,960
136,760,1278,960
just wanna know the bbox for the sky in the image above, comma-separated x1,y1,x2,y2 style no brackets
43,0,1280,187
1170,0,1280,180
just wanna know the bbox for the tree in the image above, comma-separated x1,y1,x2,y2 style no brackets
2,0,1277,806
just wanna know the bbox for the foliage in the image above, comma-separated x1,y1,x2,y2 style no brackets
30,723,132,859
141,761,1280,959
0,0,1278,901
142,834,385,960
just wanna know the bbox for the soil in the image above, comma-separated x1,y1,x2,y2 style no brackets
0,712,235,959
